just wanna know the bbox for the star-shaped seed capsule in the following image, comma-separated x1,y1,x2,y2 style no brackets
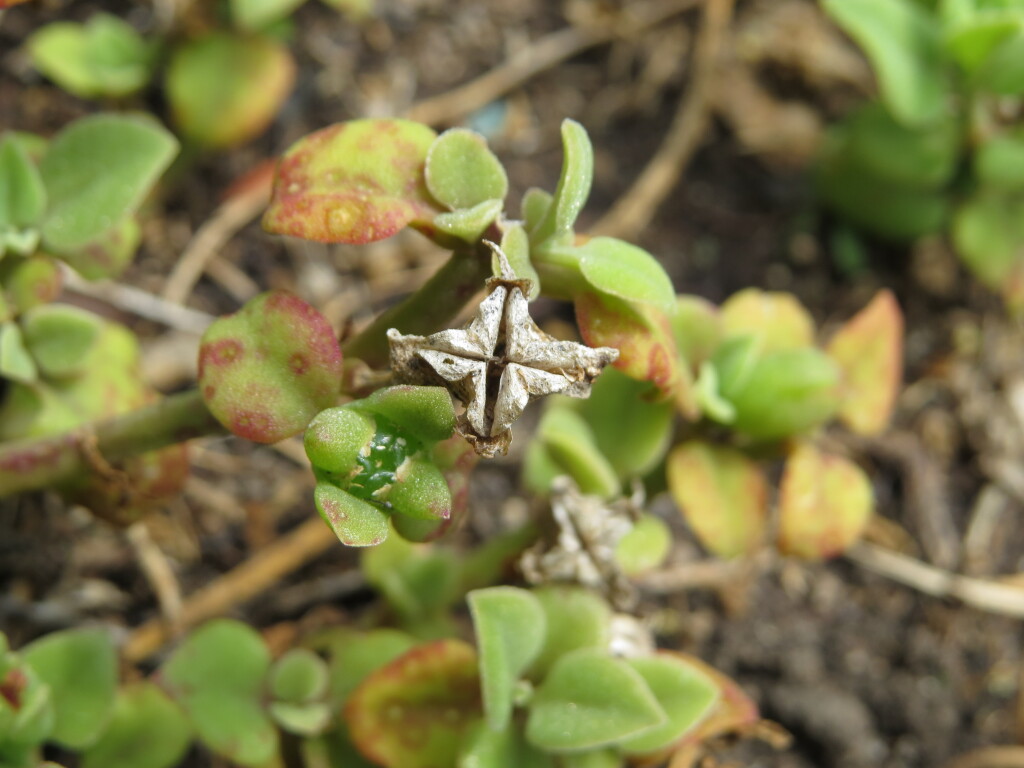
388,243,619,457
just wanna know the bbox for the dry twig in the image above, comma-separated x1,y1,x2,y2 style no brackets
593,0,734,240
126,521,184,632
846,542,1024,620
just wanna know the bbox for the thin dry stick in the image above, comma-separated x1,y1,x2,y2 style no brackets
592,0,733,240
162,176,272,304
846,542,1024,620
404,0,702,126
123,515,338,662
126,521,184,632
62,267,214,334
944,747,1024,768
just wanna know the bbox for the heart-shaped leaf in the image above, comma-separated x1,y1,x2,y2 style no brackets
821,0,948,126
526,648,666,752
778,444,873,559
53,215,141,281
468,587,546,731
161,620,277,766
577,237,675,310
80,683,192,768
269,701,332,735
263,119,441,244
314,483,390,547
346,639,482,768
667,441,767,558
619,655,718,755
527,586,611,680
3,255,62,314
425,129,508,210
662,652,759,747
826,290,902,435
40,114,177,252
720,288,815,352
615,513,672,575
22,628,117,750
199,291,343,443
434,199,504,243
166,33,295,149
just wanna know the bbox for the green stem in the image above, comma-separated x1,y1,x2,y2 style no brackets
0,389,223,498
341,248,491,368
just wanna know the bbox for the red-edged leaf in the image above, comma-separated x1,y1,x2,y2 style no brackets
826,290,903,435
667,441,767,558
575,290,695,414
263,119,442,244
346,639,481,768
778,444,873,559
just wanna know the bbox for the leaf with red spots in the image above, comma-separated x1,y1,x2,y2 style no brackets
666,441,767,558
346,639,482,768
575,290,694,412
777,443,873,560
263,119,442,244
199,291,342,444
826,289,903,435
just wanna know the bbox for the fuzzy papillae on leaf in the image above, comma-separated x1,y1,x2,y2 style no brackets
388,244,618,457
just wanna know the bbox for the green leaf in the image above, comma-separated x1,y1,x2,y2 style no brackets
362,535,460,629
499,222,540,299
268,701,331,735
434,199,503,243
270,649,329,704
533,120,593,243
714,342,841,441
28,15,156,99
527,586,610,680
323,628,417,705
231,0,306,30
535,405,620,498
354,385,456,444
314,483,390,547
263,119,441,244
198,291,343,443
672,295,722,368
458,720,555,768
576,237,675,310
3,255,62,314
521,188,553,239
720,288,814,352
975,130,1024,189
53,215,142,281
425,129,508,210
945,11,1020,70
346,640,482,768
822,0,948,126
619,655,719,755
22,628,117,750
0,135,45,232
953,191,1024,300
778,444,874,559
816,123,950,240
40,114,177,252
976,28,1024,93
468,587,546,731
826,290,903,435
161,619,278,766
576,367,676,480
304,406,376,475
0,655,55,757
80,683,192,768
0,322,37,384
166,33,295,148
844,102,961,189
526,649,666,752
388,457,452,521
21,304,103,379
667,441,767,558
614,514,672,576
